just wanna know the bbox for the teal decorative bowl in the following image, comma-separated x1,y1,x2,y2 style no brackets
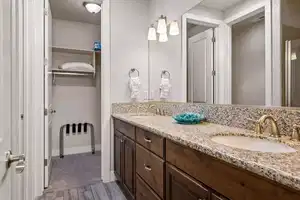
172,112,206,124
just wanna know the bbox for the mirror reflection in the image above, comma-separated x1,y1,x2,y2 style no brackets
231,13,266,106
148,0,300,108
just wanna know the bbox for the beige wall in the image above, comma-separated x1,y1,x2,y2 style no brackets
232,20,265,105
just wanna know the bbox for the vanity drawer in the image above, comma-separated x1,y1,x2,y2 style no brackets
166,139,300,200
136,174,161,200
114,119,135,140
136,127,165,158
136,144,164,198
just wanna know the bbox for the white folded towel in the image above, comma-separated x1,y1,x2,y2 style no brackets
59,62,95,72
129,77,141,100
160,78,171,99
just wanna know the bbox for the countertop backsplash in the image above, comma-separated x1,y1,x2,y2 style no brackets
112,102,300,137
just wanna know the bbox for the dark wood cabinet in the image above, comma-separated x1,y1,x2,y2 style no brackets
114,130,123,182
136,175,161,200
114,129,135,199
114,118,300,200
211,193,227,200
123,137,136,197
166,164,210,200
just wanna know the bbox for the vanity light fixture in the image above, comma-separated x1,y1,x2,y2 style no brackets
169,21,180,36
159,32,168,42
148,25,157,41
83,2,101,14
157,15,167,34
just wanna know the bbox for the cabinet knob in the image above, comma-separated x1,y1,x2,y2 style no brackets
144,137,152,143
144,164,152,171
121,139,124,143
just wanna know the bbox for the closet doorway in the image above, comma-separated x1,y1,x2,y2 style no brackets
43,0,105,195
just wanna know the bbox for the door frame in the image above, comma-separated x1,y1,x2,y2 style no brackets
27,0,113,198
224,0,272,106
181,13,226,103
23,0,46,198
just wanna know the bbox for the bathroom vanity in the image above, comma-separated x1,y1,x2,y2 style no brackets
112,113,300,200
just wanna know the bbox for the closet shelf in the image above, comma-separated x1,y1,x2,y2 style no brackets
51,69,95,77
52,46,100,55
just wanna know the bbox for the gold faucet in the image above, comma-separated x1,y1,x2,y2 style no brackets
291,125,300,141
148,104,165,115
256,115,281,138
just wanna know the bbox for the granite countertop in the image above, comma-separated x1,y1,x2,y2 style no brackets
112,113,300,191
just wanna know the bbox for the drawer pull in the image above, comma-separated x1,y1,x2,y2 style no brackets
144,137,152,143
144,164,152,171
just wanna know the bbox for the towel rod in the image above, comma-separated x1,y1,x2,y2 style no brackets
129,68,140,78
161,70,171,79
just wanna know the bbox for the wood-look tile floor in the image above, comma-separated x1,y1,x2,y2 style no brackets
40,181,127,200
39,152,127,200
48,152,102,191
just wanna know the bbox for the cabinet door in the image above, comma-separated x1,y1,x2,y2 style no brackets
211,193,228,200
114,130,123,182
123,137,135,197
166,164,210,200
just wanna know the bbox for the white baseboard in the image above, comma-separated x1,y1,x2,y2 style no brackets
110,170,116,182
52,144,101,156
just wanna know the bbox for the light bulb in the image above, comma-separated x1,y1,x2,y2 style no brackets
159,33,168,42
157,16,167,34
292,52,297,60
169,21,180,36
148,26,157,41
83,2,101,14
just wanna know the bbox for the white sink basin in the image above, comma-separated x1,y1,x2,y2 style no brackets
211,135,297,153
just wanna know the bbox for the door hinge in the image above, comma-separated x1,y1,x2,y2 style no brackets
212,36,216,43
44,159,48,166
44,58,48,66
44,108,48,116
212,70,216,76
44,9,48,16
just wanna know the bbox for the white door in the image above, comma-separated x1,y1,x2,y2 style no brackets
188,29,214,103
44,0,53,188
0,0,25,200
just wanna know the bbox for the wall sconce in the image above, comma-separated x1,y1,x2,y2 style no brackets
169,21,179,36
157,15,167,34
159,33,168,42
148,15,180,42
148,25,157,41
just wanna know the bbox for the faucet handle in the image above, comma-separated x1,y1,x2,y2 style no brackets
246,117,263,134
291,125,300,141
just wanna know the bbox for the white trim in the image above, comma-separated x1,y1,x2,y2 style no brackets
272,0,282,106
52,144,101,156
101,0,112,183
23,0,45,198
224,0,272,106
110,170,116,182
181,13,223,103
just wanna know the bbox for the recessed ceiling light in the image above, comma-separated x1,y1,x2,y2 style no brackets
83,2,101,14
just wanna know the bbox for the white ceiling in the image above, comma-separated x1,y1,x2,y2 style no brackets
50,0,102,25
199,0,245,11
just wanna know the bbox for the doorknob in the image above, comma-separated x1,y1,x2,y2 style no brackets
5,150,26,174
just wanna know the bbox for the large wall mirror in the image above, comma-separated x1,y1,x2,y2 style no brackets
148,0,300,108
